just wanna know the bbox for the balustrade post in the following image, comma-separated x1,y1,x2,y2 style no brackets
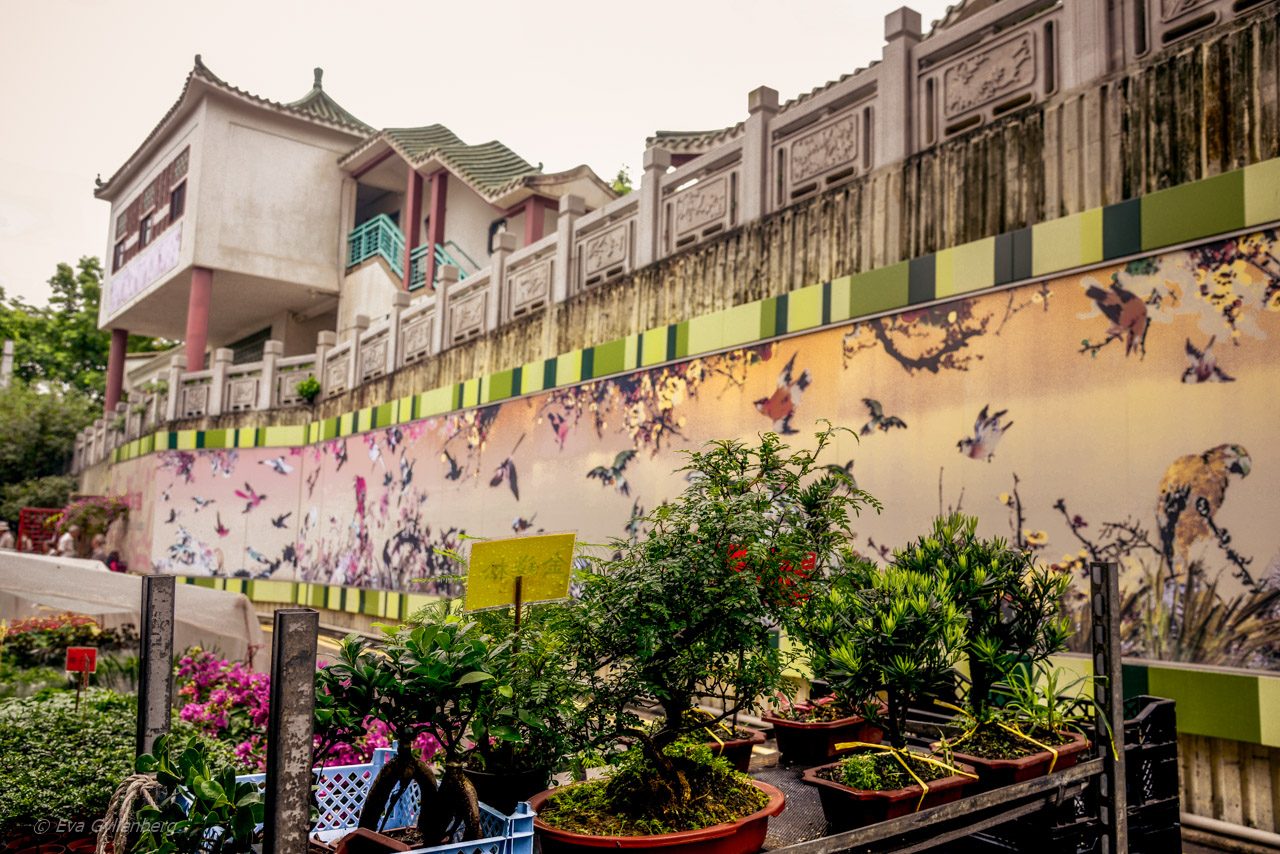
91,419,103,462
315,330,336,397
126,393,142,439
636,147,672,267
350,315,369,390
876,7,922,168
209,348,233,417
553,194,585,303
434,265,459,355
1061,0,1115,90
260,340,283,410
490,231,517,330
387,292,410,372
113,402,128,450
742,86,779,221
165,355,183,422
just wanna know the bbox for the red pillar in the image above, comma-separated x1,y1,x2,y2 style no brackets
523,196,549,245
401,171,423,290
184,267,213,371
104,327,129,414
423,171,448,290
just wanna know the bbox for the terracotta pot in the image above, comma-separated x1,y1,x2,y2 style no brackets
333,828,409,854
802,759,975,831
705,726,766,773
761,702,884,766
528,779,785,854
463,764,552,815
945,730,1090,791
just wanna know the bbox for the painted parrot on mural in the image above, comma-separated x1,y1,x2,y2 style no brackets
859,399,907,435
234,483,267,513
1156,443,1251,562
1085,281,1150,357
957,405,1014,462
754,353,811,435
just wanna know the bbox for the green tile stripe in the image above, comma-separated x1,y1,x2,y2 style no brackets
95,156,1280,466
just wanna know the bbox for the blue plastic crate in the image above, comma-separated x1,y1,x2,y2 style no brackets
235,748,535,854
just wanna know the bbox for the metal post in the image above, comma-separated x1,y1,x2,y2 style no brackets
1089,561,1128,853
264,608,319,854
136,575,175,758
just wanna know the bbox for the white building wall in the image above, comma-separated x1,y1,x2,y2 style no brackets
442,178,498,272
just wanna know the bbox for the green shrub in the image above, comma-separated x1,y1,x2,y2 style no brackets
294,375,320,404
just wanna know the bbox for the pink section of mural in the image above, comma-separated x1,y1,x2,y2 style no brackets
108,230,1280,670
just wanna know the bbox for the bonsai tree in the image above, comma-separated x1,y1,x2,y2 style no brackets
788,547,879,711
824,565,967,749
314,606,509,842
896,513,1071,720
562,425,879,828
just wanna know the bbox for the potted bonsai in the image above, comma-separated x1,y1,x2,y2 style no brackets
531,426,879,854
314,606,510,846
906,514,1085,789
763,549,885,765
801,564,977,830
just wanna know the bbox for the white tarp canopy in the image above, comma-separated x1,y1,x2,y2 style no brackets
0,553,264,663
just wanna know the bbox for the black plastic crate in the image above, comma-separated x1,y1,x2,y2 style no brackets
1126,740,1180,805
1124,696,1178,748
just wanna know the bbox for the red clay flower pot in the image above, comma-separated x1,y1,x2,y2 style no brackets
705,726,766,773
801,760,975,831
946,730,1090,791
761,701,884,766
528,779,785,854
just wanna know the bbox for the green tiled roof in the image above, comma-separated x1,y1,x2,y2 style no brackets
287,68,372,133
359,125,541,197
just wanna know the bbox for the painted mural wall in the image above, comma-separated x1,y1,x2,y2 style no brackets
103,229,1280,671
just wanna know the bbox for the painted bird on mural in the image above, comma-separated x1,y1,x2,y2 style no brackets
512,515,537,534
260,456,294,475
214,513,230,538
442,449,463,481
271,512,292,529
754,353,811,435
333,440,348,472
489,435,526,501
859,399,907,436
210,451,238,478
957,405,1014,462
823,460,858,489
588,449,638,496
399,456,415,489
165,509,178,524
191,496,214,512
1085,282,1150,357
245,547,281,577
1156,444,1252,563
1182,336,1236,383
235,483,267,513
548,412,572,449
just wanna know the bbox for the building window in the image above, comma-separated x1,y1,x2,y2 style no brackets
113,240,125,272
169,182,186,223
139,214,153,248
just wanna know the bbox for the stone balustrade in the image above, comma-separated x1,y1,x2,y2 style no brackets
72,0,1273,473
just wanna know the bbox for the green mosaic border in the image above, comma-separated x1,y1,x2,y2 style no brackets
113,156,1280,467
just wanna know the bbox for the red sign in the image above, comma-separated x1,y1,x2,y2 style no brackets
65,647,98,673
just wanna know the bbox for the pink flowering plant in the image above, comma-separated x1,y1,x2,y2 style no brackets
53,494,130,539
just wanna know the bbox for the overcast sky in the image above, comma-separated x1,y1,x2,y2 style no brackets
0,0,956,306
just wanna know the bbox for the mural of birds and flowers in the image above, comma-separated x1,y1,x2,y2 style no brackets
98,228,1280,670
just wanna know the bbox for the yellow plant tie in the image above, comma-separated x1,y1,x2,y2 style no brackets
996,723,1061,773
704,726,726,756
833,741,978,813
932,700,980,749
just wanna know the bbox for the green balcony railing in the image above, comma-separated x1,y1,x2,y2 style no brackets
347,214,405,279
408,244,431,290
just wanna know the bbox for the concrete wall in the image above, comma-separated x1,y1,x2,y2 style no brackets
442,177,498,271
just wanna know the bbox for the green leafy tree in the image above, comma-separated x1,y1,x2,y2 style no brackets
0,382,97,521
0,256,167,400
610,166,633,195
0,474,78,527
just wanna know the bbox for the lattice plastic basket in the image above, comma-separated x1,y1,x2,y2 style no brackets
236,748,535,854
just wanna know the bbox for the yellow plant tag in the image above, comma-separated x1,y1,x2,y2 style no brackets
464,532,575,611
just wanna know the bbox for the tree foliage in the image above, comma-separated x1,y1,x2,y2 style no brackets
0,381,97,490
0,475,78,527
0,256,167,400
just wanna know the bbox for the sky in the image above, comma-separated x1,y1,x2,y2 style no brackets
0,0,957,306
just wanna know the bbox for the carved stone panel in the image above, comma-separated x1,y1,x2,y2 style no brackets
225,377,259,412
402,314,435,363
509,259,551,316
361,337,390,382
790,113,860,184
182,385,209,418
451,291,486,342
673,174,730,238
325,353,351,396
943,31,1036,117
582,223,631,277
277,371,308,406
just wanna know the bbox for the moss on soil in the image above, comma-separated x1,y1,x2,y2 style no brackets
944,725,1075,760
538,749,768,836
819,750,953,792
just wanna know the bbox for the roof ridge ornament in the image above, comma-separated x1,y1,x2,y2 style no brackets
313,67,323,89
